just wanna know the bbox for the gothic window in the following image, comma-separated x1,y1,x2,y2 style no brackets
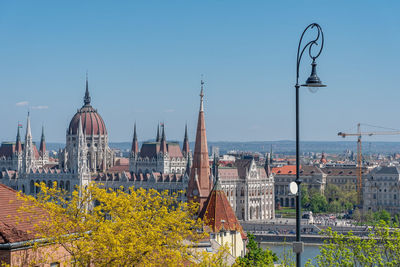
241,188,244,196
30,180,34,194
66,181,70,192
60,180,64,189
36,180,40,194
22,185,25,193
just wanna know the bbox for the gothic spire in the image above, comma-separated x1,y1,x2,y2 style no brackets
84,72,91,106
212,153,219,185
160,124,167,153
264,153,271,177
156,123,160,142
131,122,139,154
200,79,204,112
16,123,22,153
39,125,46,155
25,112,32,141
187,80,211,212
213,155,221,190
182,123,190,155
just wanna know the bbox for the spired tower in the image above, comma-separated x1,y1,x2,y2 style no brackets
60,75,114,173
22,113,35,173
187,80,212,212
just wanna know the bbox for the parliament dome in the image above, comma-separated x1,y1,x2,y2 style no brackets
68,78,107,136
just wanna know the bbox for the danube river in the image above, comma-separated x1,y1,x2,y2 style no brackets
260,243,321,266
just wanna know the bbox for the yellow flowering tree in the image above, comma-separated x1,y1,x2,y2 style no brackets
17,182,206,266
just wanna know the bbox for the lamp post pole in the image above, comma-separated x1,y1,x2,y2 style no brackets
294,23,326,267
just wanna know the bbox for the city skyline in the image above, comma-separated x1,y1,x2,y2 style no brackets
1,1,400,143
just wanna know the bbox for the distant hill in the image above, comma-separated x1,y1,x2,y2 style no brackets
45,141,400,155
109,141,400,155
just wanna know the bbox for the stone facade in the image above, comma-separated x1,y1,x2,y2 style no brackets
218,158,274,221
273,165,326,208
363,166,400,215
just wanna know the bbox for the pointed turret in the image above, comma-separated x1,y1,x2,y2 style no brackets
39,125,46,156
182,123,190,156
25,112,32,143
84,72,91,106
160,124,167,153
212,153,219,184
23,112,35,173
156,124,160,142
198,167,246,248
131,123,139,154
270,144,273,164
264,153,271,177
15,124,22,153
187,80,211,212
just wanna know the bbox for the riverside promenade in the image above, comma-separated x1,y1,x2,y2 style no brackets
241,218,370,244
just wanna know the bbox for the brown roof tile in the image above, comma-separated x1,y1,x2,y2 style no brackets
0,184,45,244
199,183,245,239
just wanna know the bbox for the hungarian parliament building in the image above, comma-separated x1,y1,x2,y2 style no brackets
0,78,275,222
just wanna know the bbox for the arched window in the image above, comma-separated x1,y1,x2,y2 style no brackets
47,180,52,188
241,188,244,196
22,185,25,193
30,180,34,194
36,180,40,194
66,181,70,192
60,181,64,190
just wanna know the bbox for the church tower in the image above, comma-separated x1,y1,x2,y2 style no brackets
182,124,190,157
22,113,35,173
131,123,139,156
187,80,211,212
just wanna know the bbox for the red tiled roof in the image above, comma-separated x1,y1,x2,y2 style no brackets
0,184,45,244
115,158,129,165
272,165,297,175
218,168,239,180
107,165,130,173
199,184,246,239
272,165,325,175
167,143,183,158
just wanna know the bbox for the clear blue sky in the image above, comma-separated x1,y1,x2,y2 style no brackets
0,0,400,143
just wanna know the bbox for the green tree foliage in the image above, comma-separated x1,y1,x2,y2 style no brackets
324,184,357,213
373,209,391,224
309,193,328,213
306,222,400,267
235,233,277,266
361,209,393,226
301,186,310,209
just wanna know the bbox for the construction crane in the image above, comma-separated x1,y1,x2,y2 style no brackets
338,123,400,205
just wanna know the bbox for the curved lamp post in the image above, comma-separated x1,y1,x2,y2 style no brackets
294,23,326,267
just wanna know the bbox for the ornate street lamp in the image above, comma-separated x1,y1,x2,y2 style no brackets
293,23,326,267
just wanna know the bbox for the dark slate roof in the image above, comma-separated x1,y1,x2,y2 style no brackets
374,166,400,175
321,167,369,176
234,159,252,179
139,142,184,158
